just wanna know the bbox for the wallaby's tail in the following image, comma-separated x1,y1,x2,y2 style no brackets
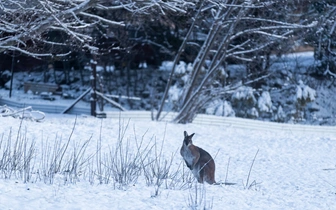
212,181,237,186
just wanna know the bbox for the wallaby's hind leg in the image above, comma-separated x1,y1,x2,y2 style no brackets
202,164,216,184
191,166,203,183
195,167,213,184
198,168,204,184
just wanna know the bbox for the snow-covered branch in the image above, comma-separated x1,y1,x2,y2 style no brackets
230,21,317,41
2,45,71,58
95,3,135,11
227,30,293,57
0,0,95,55
0,0,190,57
79,12,125,27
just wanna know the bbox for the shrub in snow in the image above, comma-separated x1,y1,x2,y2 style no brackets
159,61,192,87
179,63,193,84
175,61,187,75
159,61,189,75
213,66,229,87
231,86,257,117
96,66,104,72
168,84,182,109
84,65,92,71
181,74,190,85
296,80,316,105
247,107,259,119
205,101,217,115
159,61,174,71
258,91,272,113
106,65,115,72
232,86,256,106
257,91,273,118
219,101,235,117
160,61,192,85
186,63,193,72
294,80,316,121
205,100,235,117
274,105,286,122
5,78,20,90
138,61,147,69
219,66,228,78
0,70,11,87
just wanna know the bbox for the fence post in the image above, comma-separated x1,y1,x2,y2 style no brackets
90,59,97,117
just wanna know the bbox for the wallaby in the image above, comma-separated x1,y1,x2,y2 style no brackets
180,131,216,184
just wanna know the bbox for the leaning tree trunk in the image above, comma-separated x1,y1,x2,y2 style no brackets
155,2,204,121
173,3,242,123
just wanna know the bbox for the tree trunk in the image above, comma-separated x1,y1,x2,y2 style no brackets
155,2,204,121
174,4,244,123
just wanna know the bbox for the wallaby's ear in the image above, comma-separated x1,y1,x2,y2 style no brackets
184,131,195,138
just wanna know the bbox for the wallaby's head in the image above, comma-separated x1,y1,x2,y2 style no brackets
183,131,195,146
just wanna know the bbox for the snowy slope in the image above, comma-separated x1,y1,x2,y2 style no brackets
0,114,335,210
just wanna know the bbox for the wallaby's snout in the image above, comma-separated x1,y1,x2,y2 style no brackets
180,131,216,184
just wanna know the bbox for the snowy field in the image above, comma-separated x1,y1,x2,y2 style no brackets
0,114,336,210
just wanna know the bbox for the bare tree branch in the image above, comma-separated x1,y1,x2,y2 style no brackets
0,0,191,57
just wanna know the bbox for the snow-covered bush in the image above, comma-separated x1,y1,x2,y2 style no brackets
168,84,182,110
247,107,259,119
186,63,193,72
294,80,316,121
106,65,115,72
0,70,11,87
205,100,235,117
213,66,229,87
258,91,272,113
159,61,191,75
257,91,272,118
220,101,235,117
296,80,316,104
96,66,104,72
159,61,174,71
84,65,92,71
175,61,187,75
181,74,190,85
274,105,286,122
231,86,257,118
159,61,191,85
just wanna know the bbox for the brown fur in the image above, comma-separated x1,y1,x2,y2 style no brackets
180,131,216,184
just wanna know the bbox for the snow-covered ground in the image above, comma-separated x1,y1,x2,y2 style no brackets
0,114,335,210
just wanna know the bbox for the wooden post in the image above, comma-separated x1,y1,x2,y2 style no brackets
90,59,97,117
9,51,15,98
